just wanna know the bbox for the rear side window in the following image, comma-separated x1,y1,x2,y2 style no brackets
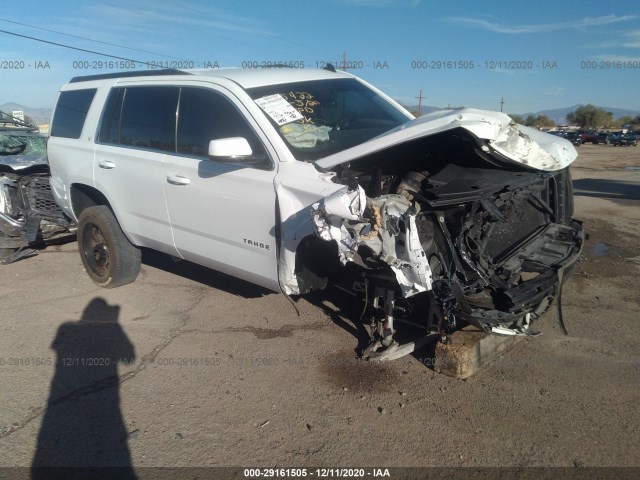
51,89,97,139
98,86,179,153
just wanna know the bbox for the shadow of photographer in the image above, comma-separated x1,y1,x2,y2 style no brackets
31,297,137,479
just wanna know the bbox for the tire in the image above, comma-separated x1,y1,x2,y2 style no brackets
77,205,141,288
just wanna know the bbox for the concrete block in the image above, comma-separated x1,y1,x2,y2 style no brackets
434,325,523,379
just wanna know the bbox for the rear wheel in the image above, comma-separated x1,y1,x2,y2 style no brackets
77,206,141,288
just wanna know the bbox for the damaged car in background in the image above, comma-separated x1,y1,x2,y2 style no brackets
0,112,74,264
46,68,583,361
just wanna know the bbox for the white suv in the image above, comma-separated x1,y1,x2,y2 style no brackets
48,67,583,358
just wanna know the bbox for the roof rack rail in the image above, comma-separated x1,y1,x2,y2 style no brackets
69,68,193,83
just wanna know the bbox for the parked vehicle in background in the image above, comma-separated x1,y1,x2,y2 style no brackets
549,131,581,147
46,68,583,358
563,131,582,146
611,133,638,146
577,130,598,144
596,132,612,144
0,112,74,263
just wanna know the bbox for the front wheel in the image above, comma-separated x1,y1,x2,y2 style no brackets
77,206,141,288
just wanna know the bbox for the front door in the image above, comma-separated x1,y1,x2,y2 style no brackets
163,87,279,291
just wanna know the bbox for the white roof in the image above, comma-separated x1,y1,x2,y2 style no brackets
180,67,353,88
65,67,355,91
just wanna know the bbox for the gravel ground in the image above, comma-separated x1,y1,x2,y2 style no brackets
0,144,638,476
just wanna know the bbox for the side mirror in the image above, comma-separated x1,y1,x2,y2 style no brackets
208,137,253,158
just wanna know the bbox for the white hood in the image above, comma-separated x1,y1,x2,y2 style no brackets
315,108,577,172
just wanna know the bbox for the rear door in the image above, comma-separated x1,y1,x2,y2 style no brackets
94,86,179,254
162,86,280,291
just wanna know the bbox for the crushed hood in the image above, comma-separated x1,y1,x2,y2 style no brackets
315,108,577,172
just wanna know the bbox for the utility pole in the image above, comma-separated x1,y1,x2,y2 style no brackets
415,89,424,115
339,51,358,72
500,97,504,112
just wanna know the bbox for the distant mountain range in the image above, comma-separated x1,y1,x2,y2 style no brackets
400,103,639,124
0,103,52,125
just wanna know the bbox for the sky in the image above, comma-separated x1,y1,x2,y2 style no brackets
1,0,639,115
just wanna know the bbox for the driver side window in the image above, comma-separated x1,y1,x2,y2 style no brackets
177,88,271,169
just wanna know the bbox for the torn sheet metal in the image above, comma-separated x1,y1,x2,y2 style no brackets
361,196,432,297
274,161,347,296
311,185,366,263
311,189,433,298
490,124,576,171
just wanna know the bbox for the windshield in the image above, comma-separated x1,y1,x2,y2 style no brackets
247,78,410,161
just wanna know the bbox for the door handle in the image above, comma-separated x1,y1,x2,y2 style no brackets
166,175,191,186
98,159,116,169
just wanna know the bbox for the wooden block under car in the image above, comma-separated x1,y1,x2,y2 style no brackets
434,325,523,379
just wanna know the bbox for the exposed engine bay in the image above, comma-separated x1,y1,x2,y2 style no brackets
304,127,584,359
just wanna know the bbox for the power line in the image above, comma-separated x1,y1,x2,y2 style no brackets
0,28,148,65
0,18,192,62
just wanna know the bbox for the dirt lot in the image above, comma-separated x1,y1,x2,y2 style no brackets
0,144,638,475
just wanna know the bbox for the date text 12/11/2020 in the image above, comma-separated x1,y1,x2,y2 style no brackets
243,468,391,477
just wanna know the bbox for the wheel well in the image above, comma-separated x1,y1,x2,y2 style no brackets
294,235,342,292
70,184,112,218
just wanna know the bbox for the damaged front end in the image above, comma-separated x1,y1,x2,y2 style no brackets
305,115,583,358
0,121,74,263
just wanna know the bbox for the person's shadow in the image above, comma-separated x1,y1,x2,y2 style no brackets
31,297,137,480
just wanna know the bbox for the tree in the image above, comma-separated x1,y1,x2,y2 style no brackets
611,115,634,129
508,114,526,124
566,104,609,128
517,114,555,128
536,115,556,128
23,114,36,127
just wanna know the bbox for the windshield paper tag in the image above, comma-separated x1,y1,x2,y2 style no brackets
255,94,304,126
